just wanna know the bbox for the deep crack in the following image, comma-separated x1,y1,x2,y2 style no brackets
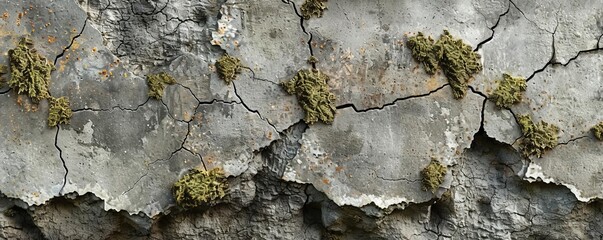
54,18,88,66
232,81,279,132
54,125,68,195
474,1,511,52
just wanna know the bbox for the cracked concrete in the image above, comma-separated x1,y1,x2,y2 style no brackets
1,0,603,239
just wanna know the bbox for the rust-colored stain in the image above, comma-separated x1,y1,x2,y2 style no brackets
1,12,9,21
322,178,330,185
47,35,56,43
335,166,344,173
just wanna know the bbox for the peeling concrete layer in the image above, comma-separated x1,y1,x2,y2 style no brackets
284,87,482,208
1,0,603,238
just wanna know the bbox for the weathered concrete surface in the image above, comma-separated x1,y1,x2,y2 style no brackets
211,0,308,131
302,0,506,109
184,101,279,177
2,0,603,239
283,87,482,208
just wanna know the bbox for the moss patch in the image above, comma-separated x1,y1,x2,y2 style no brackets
47,96,72,127
146,72,176,100
216,54,242,85
8,37,54,102
406,30,483,99
172,168,228,209
490,74,527,108
592,122,603,141
518,115,559,158
301,0,328,20
421,158,447,193
282,69,336,124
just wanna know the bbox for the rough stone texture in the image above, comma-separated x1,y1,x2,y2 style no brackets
283,87,482,208
1,0,603,239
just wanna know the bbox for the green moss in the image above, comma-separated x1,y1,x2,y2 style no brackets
407,32,438,75
592,122,603,141
47,96,72,127
406,30,483,99
300,0,328,20
518,115,559,158
172,168,228,209
216,54,242,85
490,74,527,108
8,37,54,102
307,56,318,65
421,158,447,193
146,72,176,100
282,69,336,124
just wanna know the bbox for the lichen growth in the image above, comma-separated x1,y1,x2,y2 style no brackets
282,69,336,124
592,122,603,141
146,72,176,100
490,74,527,108
216,54,242,85
307,56,319,65
172,168,228,209
406,30,483,99
8,37,54,102
518,115,559,158
301,0,328,20
47,96,72,127
421,158,447,193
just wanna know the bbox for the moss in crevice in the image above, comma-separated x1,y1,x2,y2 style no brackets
406,30,483,99
592,122,603,141
300,0,328,20
518,115,559,158
8,37,54,102
421,158,447,193
216,54,242,85
490,73,527,108
47,96,72,127
282,69,336,124
172,168,228,209
146,72,176,100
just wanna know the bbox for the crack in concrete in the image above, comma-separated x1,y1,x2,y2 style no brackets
72,97,151,113
468,86,488,132
232,81,279,132
282,0,315,69
54,18,88,66
474,1,511,52
335,84,450,112
54,126,68,195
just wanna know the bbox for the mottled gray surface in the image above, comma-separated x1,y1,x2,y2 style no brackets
1,0,603,239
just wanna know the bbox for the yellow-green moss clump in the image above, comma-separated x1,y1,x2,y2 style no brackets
421,158,447,193
146,72,176,100
172,168,228,208
592,122,603,141
491,74,527,108
407,30,483,99
216,54,242,85
282,69,336,124
301,0,328,20
518,115,559,158
8,37,54,102
47,97,72,127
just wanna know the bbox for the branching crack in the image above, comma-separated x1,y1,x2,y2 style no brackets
336,84,449,112
474,1,511,52
232,81,279,132
54,18,88,66
282,0,315,68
